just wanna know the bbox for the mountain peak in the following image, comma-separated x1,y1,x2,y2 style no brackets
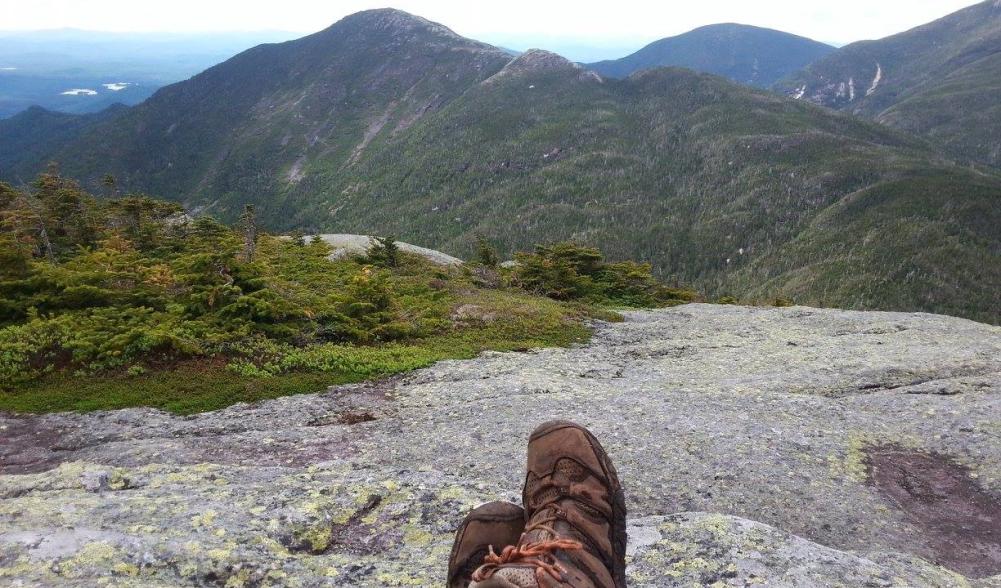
328,8,465,42
312,8,504,56
588,23,833,87
510,49,575,69
343,8,441,28
485,49,602,84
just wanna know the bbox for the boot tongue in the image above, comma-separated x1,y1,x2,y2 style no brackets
523,502,576,544
522,518,576,545
522,526,554,543
487,567,541,588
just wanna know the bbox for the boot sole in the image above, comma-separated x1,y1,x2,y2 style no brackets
529,420,628,588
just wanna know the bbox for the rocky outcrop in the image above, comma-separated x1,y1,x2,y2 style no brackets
1,304,999,586
307,234,464,266
483,49,603,85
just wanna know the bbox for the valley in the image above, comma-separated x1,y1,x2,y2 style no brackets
1,6,998,323
1,3,1000,587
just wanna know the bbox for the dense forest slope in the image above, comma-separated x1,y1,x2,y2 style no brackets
589,23,834,87
2,9,513,220
1,9,999,322
0,104,128,179
776,0,1001,167
309,55,1001,323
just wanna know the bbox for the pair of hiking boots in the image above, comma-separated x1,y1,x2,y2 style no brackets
447,420,627,588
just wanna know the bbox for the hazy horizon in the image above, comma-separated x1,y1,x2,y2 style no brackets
1,0,982,61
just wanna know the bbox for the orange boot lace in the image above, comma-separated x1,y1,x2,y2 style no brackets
472,507,583,584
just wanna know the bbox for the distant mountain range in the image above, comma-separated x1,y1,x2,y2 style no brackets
588,24,835,88
1,7,998,323
0,73,156,118
776,0,1001,167
0,29,298,118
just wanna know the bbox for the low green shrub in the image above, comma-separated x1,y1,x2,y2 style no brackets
511,242,697,307
0,176,693,413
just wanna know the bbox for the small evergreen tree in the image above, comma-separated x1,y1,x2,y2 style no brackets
102,174,117,197
474,234,499,267
511,241,696,306
238,204,258,263
367,235,399,268
3,192,54,262
0,232,31,280
32,172,100,255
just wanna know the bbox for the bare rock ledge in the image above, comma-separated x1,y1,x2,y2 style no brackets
2,304,999,586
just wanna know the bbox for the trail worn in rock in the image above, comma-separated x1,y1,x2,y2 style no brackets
1,304,1000,586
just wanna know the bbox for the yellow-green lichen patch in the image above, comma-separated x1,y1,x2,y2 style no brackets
402,526,433,547
375,572,432,586
207,542,237,561
293,523,334,554
112,561,139,577
223,568,252,588
0,555,39,580
190,509,218,528
55,541,121,579
828,433,881,483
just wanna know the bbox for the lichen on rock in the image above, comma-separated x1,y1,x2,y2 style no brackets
1,304,999,586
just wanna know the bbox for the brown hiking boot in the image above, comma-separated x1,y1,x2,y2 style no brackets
470,420,627,588
448,501,527,588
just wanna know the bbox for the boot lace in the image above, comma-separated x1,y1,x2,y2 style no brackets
471,506,583,584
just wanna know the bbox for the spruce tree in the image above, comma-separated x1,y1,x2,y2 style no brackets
367,235,399,267
238,204,258,262
474,234,499,268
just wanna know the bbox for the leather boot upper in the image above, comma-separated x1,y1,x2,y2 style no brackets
471,421,626,588
449,501,527,588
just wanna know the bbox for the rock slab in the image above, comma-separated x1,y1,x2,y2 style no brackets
310,234,464,266
1,304,1000,586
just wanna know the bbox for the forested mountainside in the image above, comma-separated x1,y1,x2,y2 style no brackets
589,23,834,87
1,9,999,323
297,55,1001,323
776,0,1001,167
0,104,129,178
0,9,513,219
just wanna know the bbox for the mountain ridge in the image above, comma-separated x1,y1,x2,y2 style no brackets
776,0,1001,167
588,23,835,87
484,48,602,84
1,8,999,322
12,8,513,218
0,103,129,180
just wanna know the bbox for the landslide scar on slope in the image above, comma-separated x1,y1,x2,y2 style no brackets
865,445,1001,578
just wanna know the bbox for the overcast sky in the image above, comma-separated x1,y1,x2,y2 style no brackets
2,0,982,60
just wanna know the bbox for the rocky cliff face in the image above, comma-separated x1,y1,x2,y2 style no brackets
2,304,999,586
